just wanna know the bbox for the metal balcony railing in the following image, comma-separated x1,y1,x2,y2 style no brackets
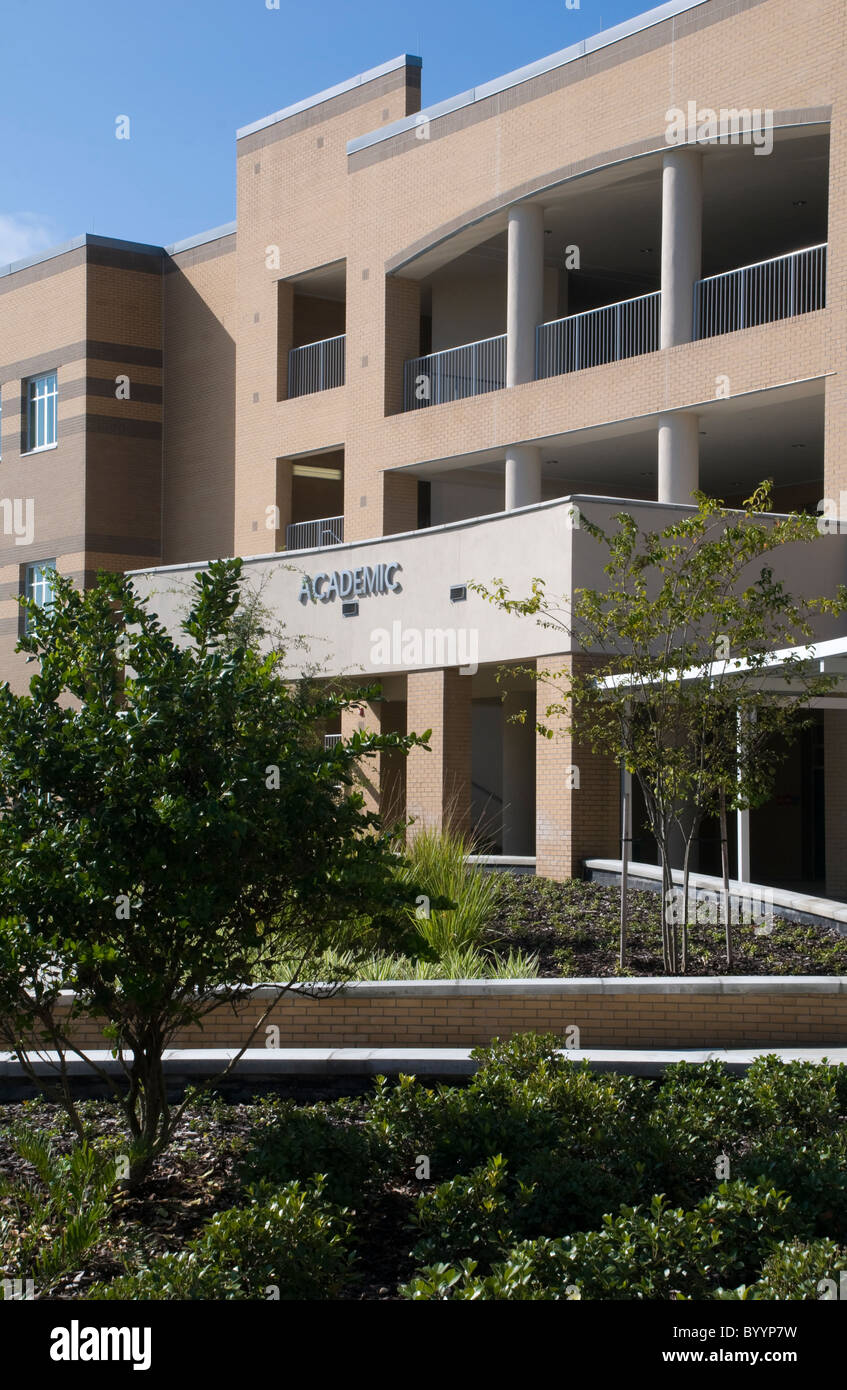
403,333,506,411
324,733,343,750
285,516,344,551
694,244,827,340
536,291,661,379
288,334,346,397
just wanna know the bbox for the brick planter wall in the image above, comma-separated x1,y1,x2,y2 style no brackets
39,978,847,1051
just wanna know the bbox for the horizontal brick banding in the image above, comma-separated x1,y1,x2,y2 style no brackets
0,340,163,380
36,979,847,1052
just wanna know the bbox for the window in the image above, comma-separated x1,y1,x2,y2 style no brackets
26,371,57,451
23,560,56,634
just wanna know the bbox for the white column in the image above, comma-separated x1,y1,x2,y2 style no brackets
505,445,542,510
660,149,703,349
502,692,535,855
657,412,700,503
507,204,545,385
736,708,753,884
505,203,545,511
737,806,751,884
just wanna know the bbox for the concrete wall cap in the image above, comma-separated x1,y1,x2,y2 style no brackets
347,0,709,154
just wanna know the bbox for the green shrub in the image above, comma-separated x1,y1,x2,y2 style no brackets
90,1179,353,1301
743,1056,843,1139
737,1129,847,1241
240,1099,386,1207
401,1248,552,1301
410,1155,526,1266
368,1042,647,1183
514,1149,636,1238
649,1060,754,1183
750,1237,847,1299
401,1182,796,1301
0,1131,117,1296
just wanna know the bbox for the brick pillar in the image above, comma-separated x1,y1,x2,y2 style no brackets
825,709,847,899
341,696,408,829
275,458,293,551
406,668,472,836
383,473,419,536
342,697,384,818
381,274,422,537
535,654,620,881
276,280,294,401
384,274,420,417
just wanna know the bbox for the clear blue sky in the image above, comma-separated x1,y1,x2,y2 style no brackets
2,0,649,264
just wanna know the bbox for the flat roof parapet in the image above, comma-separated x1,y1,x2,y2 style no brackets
347,0,710,154
0,231,164,280
237,53,423,141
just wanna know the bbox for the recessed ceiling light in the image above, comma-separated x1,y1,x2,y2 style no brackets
792,443,806,448
699,430,707,435
545,229,553,235
639,470,655,476
640,247,653,253
793,199,807,207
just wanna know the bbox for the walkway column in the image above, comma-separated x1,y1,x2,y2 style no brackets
657,411,700,503
535,654,620,880
505,445,542,510
406,668,472,836
505,203,545,511
502,691,535,855
660,149,702,349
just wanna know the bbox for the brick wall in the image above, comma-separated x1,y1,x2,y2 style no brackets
43,979,847,1051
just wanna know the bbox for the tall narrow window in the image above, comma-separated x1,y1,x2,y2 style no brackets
26,371,57,451
24,559,56,634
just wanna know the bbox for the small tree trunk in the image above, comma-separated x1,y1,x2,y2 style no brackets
660,849,674,973
720,788,733,967
681,840,692,976
619,790,630,970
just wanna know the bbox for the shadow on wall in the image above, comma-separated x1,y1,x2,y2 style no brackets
162,267,236,565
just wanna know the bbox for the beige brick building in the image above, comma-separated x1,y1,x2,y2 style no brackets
2,0,847,893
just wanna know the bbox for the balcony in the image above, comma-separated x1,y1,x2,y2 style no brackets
403,334,506,411
285,516,344,551
288,334,346,398
536,291,661,380
694,244,826,340
400,244,828,412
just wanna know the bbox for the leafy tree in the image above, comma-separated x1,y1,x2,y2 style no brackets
476,485,847,972
0,559,431,1184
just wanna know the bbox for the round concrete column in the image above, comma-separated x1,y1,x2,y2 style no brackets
657,412,700,503
505,444,542,510
660,149,703,348
507,203,545,386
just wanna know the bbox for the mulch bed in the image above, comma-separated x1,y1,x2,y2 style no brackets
485,877,847,977
0,1092,422,1301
